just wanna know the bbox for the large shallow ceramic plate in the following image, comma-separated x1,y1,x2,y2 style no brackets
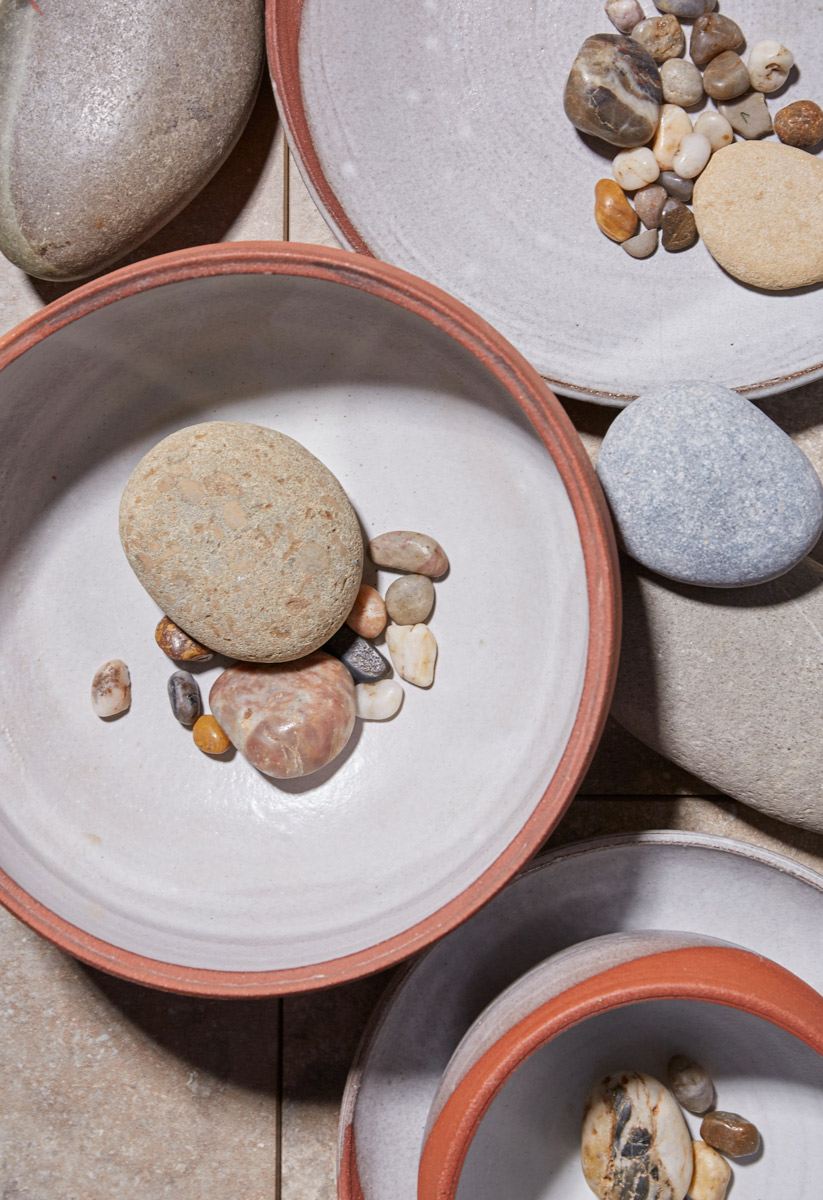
269,0,823,404
338,831,823,1199
0,243,618,995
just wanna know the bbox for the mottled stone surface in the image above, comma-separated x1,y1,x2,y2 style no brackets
322,625,391,682
775,100,823,148
91,658,131,717
0,0,264,280
210,653,355,779
368,530,448,578
700,1111,760,1157
167,669,202,726
120,422,363,663
631,16,685,64
564,34,662,147
345,583,387,639
582,1070,693,1200
660,198,697,250
611,553,823,833
155,615,214,662
690,13,745,68
667,1055,714,1113
694,141,823,288
385,574,435,624
598,381,823,587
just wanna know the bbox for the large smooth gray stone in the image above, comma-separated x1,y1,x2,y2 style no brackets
0,0,263,281
612,553,823,833
597,380,823,588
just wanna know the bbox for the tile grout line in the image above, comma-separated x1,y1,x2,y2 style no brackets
282,134,290,242
275,995,284,1200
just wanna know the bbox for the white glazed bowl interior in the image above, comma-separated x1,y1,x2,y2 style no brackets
456,998,823,1200
0,266,589,972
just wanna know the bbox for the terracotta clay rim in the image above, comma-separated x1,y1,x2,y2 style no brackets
0,241,619,996
266,0,823,404
418,943,823,1200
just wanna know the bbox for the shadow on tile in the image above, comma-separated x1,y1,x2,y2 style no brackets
81,963,279,1093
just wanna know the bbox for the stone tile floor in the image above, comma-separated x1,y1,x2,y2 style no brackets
2,77,823,1199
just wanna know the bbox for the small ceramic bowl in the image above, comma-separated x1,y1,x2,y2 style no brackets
0,242,618,995
419,929,823,1200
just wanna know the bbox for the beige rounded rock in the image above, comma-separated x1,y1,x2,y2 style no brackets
693,142,823,290
119,422,363,662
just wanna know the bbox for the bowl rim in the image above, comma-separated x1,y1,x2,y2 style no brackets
0,240,619,996
418,937,823,1200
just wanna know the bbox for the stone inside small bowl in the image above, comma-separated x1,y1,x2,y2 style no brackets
0,243,617,995
419,930,823,1200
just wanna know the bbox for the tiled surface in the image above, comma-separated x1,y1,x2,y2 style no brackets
1,65,821,1200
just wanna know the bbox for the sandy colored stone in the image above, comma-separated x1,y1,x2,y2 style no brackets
0,0,263,281
693,141,823,289
120,422,363,663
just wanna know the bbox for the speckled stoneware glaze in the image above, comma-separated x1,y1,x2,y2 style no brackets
338,832,823,1200
0,243,618,996
418,929,823,1200
268,0,823,405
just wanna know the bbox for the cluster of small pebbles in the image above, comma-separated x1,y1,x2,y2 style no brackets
582,1057,761,1200
565,1,822,270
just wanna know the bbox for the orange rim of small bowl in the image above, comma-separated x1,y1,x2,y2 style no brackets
0,241,619,995
417,943,823,1200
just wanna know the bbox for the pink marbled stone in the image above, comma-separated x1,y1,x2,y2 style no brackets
367,531,449,578
209,652,356,779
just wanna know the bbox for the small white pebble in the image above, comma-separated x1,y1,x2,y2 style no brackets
693,110,734,151
385,624,438,688
653,104,693,170
672,131,712,179
91,659,131,717
355,679,404,720
605,0,644,34
613,147,660,190
748,40,794,93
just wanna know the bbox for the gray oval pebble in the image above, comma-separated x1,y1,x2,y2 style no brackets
655,0,715,17
622,227,658,258
167,670,202,726
597,380,823,587
385,574,435,624
659,170,694,202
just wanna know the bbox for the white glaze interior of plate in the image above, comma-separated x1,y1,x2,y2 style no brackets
0,272,588,971
296,0,823,403
345,833,823,1200
458,1000,823,1200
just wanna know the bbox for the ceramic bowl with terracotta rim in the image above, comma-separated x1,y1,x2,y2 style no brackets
0,242,618,996
419,928,823,1200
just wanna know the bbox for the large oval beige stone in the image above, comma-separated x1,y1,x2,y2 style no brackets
119,422,363,663
693,141,823,290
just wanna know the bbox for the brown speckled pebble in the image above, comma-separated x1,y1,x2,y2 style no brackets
120,422,363,663
693,141,823,288
0,0,263,280
775,100,823,149
700,1111,760,1158
210,653,355,779
634,183,668,229
660,197,697,251
385,574,435,624
192,715,231,756
155,616,214,662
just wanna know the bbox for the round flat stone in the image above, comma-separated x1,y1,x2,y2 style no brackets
0,0,263,280
564,34,662,148
119,422,363,663
597,380,823,587
693,141,823,289
209,652,355,778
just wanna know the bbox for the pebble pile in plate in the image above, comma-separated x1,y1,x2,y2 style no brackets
565,1,823,279
582,1057,759,1199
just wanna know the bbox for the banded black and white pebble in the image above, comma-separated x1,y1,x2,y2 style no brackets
167,670,202,726
564,34,662,148
322,625,391,683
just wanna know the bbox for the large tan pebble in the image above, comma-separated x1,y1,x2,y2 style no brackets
119,422,363,663
693,141,823,289
209,653,355,778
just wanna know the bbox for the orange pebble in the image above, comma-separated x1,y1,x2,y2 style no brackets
346,583,387,639
193,714,231,755
594,178,638,242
